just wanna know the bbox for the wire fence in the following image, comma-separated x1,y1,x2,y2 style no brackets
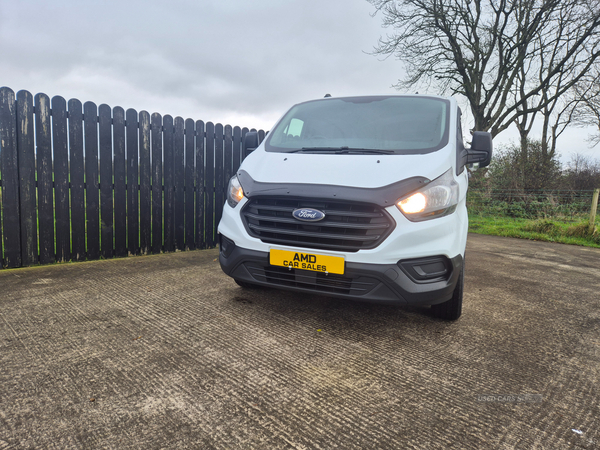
466,188,598,220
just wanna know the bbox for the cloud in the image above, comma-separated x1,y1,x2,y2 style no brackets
1,0,598,159
1,0,397,127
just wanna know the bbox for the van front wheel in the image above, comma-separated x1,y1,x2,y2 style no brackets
431,268,463,321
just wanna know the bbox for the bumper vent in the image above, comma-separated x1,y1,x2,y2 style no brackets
245,263,380,296
241,197,395,252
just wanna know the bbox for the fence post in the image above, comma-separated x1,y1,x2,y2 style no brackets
590,188,599,234
0,87,22,268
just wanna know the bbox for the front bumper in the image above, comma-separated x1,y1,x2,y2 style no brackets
219,236,463,306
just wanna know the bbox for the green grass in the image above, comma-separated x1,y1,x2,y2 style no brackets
468,215,600,248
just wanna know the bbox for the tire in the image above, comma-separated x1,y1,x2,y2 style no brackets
431,268,463,321
234,279,259,289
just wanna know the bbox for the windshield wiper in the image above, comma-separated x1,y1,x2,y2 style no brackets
291,147,394,154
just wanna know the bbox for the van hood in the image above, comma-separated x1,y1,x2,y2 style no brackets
238,145,455,188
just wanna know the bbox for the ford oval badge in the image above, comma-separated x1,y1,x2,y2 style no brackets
292,208,326,222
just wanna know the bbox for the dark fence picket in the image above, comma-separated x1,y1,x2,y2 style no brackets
151,113,163,254
233,126,242,173
16,90,38,266
195,120,205,249
35,93,54,264
52,96,70,263
224,124,233,190
84,102,100,260
99,104,113,259
69,99,85,262
113,106,127,257
0,144,2,267
126,109,139,256
163,115,175,252
214,124,224,233
204,122,215,248
139,111,151,255
185,119,195,250
241,127,249,162
174,117,185,251
0,88,21,268
258,129,265,144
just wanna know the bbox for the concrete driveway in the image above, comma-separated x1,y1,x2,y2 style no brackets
0,234,599,449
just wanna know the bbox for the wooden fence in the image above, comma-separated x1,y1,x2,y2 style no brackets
0,87,266,269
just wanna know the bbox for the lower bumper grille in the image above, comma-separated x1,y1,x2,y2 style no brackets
244,263,380,296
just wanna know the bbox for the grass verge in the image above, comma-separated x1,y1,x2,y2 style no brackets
468,215,600,249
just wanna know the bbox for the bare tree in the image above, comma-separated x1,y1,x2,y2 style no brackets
369,0,600,143
573,74,600,147
512,16,600,161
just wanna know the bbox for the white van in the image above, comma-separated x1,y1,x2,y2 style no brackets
218,95,492,320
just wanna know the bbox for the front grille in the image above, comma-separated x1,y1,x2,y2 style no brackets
241,197,395,252
244,263,380,296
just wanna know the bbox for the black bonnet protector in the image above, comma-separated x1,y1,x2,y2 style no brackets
237,170,430,207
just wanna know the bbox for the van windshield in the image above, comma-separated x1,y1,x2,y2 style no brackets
265,96,450,154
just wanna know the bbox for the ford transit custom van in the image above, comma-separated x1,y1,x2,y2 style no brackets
218,95,492,320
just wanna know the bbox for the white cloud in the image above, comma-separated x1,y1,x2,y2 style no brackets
0,0,598,160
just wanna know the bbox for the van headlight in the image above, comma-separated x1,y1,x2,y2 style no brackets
227,175,245,208
397,169,459,221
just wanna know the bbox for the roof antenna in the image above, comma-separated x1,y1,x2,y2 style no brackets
324,93,332,98
415,92,419,94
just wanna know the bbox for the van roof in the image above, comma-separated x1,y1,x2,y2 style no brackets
297,94,455,107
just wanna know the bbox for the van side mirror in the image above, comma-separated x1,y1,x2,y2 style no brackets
467,131,493,168
243,131,259,158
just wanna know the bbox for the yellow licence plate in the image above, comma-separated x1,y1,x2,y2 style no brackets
270,249,345,274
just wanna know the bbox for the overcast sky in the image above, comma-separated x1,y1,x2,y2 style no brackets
1,0,599,162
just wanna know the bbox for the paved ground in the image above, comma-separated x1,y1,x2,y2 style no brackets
0,234,599,449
